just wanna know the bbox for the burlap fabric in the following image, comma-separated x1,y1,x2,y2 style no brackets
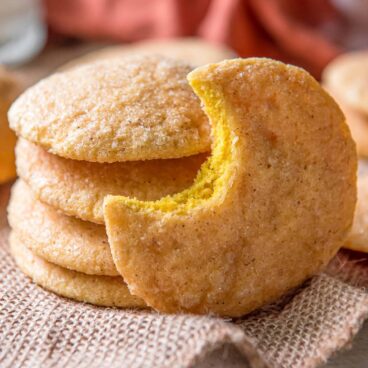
1,184,368,368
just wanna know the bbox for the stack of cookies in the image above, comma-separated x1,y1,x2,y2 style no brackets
6,55,358,317
323,52,368,254
7,55,210,308
60,37,236,71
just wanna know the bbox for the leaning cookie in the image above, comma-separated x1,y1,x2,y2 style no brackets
10,232,146,308
322,51,368,116
8,180,118,276
16,139,206,224
346,174,368,253
9,55,211,163
60,38,236,71
104,58,356,317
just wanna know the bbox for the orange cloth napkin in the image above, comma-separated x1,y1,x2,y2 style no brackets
44,0,342,78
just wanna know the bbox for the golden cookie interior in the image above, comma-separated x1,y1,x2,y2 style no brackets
324,85,368,157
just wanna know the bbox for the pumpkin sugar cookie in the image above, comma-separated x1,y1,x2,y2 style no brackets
104,58,357,317
8,180,118,276
60,38,236,71
10,232,145,308
16,138,206,224
346,174,368,252
323,51,368,116
9,55,211,163
0,66,20,184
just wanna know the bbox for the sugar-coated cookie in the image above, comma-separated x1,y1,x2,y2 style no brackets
104,58,357,317
346,174,368,252
324,86,368,157
323,52,368,115
16,138,205,224
8,180,118,276
60,38,236,71
0,66,20,183
10,231,146,308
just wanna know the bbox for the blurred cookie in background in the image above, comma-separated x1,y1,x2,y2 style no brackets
335,101,368,158
0,66,21,184
323,51,368,115
346,173,368,253
324,85,368,157
323,51,368,157
59,38,236,71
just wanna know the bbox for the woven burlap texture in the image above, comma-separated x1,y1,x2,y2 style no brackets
1,185,368,368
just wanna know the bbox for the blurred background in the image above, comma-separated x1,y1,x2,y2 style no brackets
0,0,368,80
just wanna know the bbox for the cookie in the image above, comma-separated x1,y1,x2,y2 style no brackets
324,86,368,157
16,138,206,224
9,55,211,163
336,101,368,158
10,231,145,308
0,66,21,183
104,58,357,317
60,38,236,71
8,180,118,276
322,51,368,115
346,174,368,252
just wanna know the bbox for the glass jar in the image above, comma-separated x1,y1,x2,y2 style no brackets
0,0,46,65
